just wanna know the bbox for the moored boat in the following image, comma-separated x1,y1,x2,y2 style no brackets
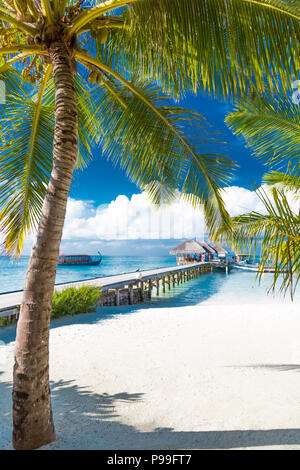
234,262,277,273
58,251,102,266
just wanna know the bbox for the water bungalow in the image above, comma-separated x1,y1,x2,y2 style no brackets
199,241,216,261
170,240,206,264
235,253,249,262
170,240,228,265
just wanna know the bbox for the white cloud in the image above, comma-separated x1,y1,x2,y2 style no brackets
62,185,274,242
222,185,265,216
63,192,206,241
223,185,299,216
19,184,299,255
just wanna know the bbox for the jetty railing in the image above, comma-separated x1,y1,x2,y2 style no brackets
0,262,213,324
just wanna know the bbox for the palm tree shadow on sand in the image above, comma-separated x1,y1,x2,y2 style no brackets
229,364,300,373
1,374,300,450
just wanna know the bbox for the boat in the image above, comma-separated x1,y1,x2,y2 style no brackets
233,261,276,273
57,251,102,266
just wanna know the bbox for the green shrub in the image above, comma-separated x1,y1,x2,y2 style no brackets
0,311,18,328
0,316,10,327
51,285,101,319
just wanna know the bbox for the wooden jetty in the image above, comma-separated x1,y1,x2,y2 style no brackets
0,262,212,325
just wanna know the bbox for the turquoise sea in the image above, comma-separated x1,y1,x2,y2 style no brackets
0,255,298,305
0,256,177,294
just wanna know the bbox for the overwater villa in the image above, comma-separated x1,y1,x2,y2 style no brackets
235,253,249,263
170,240,228,265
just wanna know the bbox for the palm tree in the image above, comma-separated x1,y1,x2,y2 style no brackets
0,0,299,450
218,90,300,299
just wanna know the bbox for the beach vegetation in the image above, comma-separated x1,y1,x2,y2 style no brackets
0,315,15,327
0,285,100,328
51,286,101,319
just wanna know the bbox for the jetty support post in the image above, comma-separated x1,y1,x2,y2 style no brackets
148,280,152,299
115,289,120,306
156,278,160,296
140,281,145,302
128,285,134,305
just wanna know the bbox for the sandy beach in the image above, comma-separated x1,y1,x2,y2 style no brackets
1,296,300,450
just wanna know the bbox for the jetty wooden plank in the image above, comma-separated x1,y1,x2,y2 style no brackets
0,262,211,318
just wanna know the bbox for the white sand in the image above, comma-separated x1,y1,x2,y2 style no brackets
1,300,300,450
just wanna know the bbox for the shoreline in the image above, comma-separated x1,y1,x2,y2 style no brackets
1,297,300,450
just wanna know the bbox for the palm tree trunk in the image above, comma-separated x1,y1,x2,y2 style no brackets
12,42,78,450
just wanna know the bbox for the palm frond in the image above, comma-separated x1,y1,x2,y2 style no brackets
0,4,37,35
85,72,236,233
78,51,236,231
97,0,300,98
217,187,300,299
0,72,101,255
226,89,300,170
264,170,300,195
0,68,23,123
0,85,54,255
223,86,300,298
75,75,100,169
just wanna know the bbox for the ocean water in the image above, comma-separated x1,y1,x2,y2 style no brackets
0,255,298,305
151,269,300,306
0,255,177,294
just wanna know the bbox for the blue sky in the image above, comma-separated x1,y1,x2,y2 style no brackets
69,93,265,205
23,93,268,256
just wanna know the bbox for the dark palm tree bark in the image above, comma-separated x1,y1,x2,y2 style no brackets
12,42,78,450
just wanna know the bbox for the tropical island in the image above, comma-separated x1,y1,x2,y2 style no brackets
0,0,299,452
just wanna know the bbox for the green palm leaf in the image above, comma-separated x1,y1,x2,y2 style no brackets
2,0,300,254
263,170,300,194
221,89,300,298
0,72,103,255
0,87,53,255
217,187,300,299
226,90,300,170
97,0,300,98
87,70,236,233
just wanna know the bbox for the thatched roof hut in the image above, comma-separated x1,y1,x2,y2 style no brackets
197,241,217,255
211,244,228,255
170,240,228,259
170,240,206,255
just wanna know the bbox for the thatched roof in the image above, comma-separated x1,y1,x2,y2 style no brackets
170,239,228,256
211,244,228,254
197,240,217,254
170,240,206,255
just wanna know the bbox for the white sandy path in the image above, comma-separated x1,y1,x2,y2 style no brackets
1,301,300,450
